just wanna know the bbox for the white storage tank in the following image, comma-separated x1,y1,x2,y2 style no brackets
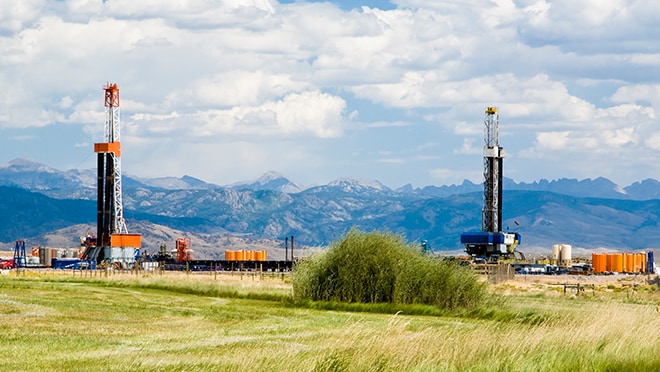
552,244,561,261
560,244,572,266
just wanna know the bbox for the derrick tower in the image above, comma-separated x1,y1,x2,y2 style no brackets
482,106,502,234
83,83,141,265
460,107,521,260
96,83,127,242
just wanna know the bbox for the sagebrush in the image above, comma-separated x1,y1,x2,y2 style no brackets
292,228,486,309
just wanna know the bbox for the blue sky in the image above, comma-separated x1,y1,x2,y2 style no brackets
1,0,660,189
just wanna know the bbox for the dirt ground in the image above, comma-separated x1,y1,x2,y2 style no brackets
501,273,659,290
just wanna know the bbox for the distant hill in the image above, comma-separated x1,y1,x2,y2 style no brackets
2,158,660,255
228,171,304,193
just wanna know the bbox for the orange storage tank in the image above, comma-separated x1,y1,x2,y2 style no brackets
612,254,624,273
592,253,605,273
633,253,642,273
592,253,600,273
236,250,244,261
634,253,647,273
624,253,633,273
255,251,263,261
599,254,608,273
642,253,647,273
262,250,268,261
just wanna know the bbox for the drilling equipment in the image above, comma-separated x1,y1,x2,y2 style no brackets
460,107,521,260
81,83,141,267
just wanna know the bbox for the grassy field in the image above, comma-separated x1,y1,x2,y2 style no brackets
1,270,660,371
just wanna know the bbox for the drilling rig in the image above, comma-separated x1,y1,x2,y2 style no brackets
460,107,521,261
81,83,141,267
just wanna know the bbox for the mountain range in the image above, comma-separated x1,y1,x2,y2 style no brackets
1,157,660,258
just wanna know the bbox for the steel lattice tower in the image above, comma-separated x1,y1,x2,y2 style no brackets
482,106,503,234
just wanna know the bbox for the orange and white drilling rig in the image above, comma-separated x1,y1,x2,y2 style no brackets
81,83,141,267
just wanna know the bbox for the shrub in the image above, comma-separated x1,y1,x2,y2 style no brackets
292,228,486,309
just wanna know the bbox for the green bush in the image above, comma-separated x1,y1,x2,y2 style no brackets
292,228,486,309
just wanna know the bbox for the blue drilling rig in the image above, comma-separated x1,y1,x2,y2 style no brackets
460,107,521,261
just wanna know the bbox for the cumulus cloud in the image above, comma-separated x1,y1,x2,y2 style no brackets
1,0,659,186
128,90,346,139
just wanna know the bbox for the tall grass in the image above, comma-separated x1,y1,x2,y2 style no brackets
1,272,660,371
292,228,486,309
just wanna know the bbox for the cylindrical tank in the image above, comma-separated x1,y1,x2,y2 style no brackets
262,250,268,261
592,253,600,272
552,244,561,261
613,253,624,273
634,253,642,273
624,253,633,273
592,253,607,273
560,244,572,266
39,247,53,267
236,250,244,261
642,253,647,273
600,254,607,273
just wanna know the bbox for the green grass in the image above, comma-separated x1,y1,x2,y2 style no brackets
1,272,660,371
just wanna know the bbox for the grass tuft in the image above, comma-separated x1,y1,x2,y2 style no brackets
292,227,486,309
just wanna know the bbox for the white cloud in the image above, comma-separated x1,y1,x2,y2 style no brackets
128,90,346,139
454,138,479,155
0,0,45,34
1,0,660,187
611,84,660,108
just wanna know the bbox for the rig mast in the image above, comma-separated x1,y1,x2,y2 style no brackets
97,83,127,241
460,107,520,259
482,106,502,234
82,83,141,266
